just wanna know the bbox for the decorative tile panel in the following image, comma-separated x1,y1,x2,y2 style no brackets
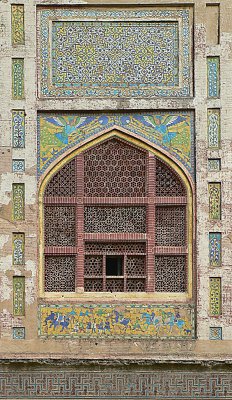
38,7,192,98
12,58,24,99
39,304,195,339
12,233,25,265
11,5,24,45
207,57,220,98
12,183,25,221
209,232,221,267
207,109,220,149
208,158,221,171
209,277,221,316
209,183,221,220
12,327,25,339
37,111,194,178
12,111,25,148
13,276,25,316
12,159,25,172
0,370,231,399
209,326,222,340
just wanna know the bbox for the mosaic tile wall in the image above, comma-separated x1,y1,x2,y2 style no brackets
37,7,192,98
12,110,25,148
11,5,24,45
207,109,220,149
13,276,25,316
38,111,194,178
0,369,231,399
39,304,194,339
209,232,221,267
209,277,221,316
12,183,25,221
12,58,24,99
207,57,220,98
209,182,221,220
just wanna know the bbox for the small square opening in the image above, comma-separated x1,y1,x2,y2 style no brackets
106,256,123,276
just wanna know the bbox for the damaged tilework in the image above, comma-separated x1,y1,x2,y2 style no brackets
39,304,195,339
38,7,192,98
37,112,194,178
11,5,24,45
209,232,221,267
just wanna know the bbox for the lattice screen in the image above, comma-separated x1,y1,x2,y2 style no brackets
43,137,189,293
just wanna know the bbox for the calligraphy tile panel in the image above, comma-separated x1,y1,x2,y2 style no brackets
11,5,24,45
12,59,24,99
209,232,221,267
209,183,221,220
209,277,221,316
207,109,220,149
12,233,25,265
12,111,25,148
38,7,192,98
207,57,220,98
12,183,25,221
13,276,25,316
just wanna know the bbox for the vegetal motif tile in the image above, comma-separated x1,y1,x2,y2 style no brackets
209,232,221,267
207,57,220,98
209,326,222,340
11,5,24,45
12,59,24,99
37,7,192,98
209,183,221,220
12,159,25,172
209,277,221,316
12,183,25,221
12,327,25,339
13,276,25,316
207,109,220,149
12,232,25,265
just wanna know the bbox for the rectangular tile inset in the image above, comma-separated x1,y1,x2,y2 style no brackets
12,111,25,148
12,59,24,99
209,183,221,220
208,109,220,149
12,233,25,265
12,183,25,221
11,5,24,45
13,276,25,316
209,327,222,340
207,57,220,98
209,277,221,316
208,159,221,172
12,327,25,339
206,5,219,45
209,232,221,267
12,159,25,172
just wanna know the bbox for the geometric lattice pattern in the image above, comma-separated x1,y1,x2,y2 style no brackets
85,242,146,254
44,206,76,246
44,159,76,197
156,159,186,196
155,255,186,292
207,57,220,98
12,159,25,172
209,183,221,220
12,58,24,99
209,277,221,316
209,232,221,267
12,110,25,148
126,256,145,276
12,183,25,221
84,139,146,197
84,206,146,233
11,5,24,45
3,370,232,399
155,206,186,246
45,256,76,292
208,109,220,149
38,8,192,98
13,276,25,316
84,256,103,276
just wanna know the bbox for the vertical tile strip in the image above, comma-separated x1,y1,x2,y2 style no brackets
208,183,221,220
13,276,25,316
207,57,220,98
207,109,220,149
12,59,24,99
209,232,221,267
12,183,25,221
12,233,25,265
12,110,25,148
11,5,24,45
209,277,221,316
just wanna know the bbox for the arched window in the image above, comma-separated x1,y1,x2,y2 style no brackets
41,136,192,298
